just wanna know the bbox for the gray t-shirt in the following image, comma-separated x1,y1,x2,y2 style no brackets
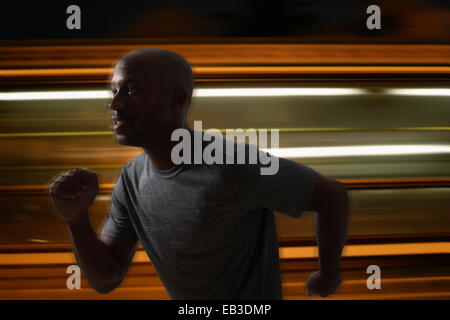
101,130,316,299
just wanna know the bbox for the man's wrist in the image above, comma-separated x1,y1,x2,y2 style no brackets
319,265,342,278
64,211,90,231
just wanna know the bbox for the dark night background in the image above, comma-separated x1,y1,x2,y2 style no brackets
0,0,448,301
1,0,449,43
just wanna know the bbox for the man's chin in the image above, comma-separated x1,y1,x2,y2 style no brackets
116,135,141,147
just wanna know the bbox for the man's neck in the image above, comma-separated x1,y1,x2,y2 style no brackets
144,145,176,170
144,124,191,170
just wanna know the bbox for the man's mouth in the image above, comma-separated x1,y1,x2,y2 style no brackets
115,119,130,126
113,115,134,131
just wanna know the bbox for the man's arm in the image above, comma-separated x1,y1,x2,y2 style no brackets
49,168,138,294
66,216,138,294
305,171,349,297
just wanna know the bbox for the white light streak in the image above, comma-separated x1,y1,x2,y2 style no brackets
1,88,448,100
0,88,363,101
261,145,450,158
193,88,366,97
385,89,450,96
0,90,111,101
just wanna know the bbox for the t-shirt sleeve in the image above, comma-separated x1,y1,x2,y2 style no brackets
100,170,139,241
230,146,317,218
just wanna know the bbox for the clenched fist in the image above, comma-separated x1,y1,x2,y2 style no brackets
305,270,342,298
48,168,99,225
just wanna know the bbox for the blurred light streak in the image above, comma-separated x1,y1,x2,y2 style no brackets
0,66,448,77
194,66,450,75
0,165,122,171
333,277,450,285
263,144,450,158
28,239,50,244
1,177,448,194
0,88,365,100
0,68,111,76
0,242,448,265
279,242,450,259
0,184,116,192
0,90,111,101
96,195,112,201
193,88,366,96
2,88,450,101
0,131,114,137
1,127,449,139
386,88,450,96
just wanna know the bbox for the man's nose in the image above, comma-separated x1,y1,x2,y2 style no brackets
109,92,126,111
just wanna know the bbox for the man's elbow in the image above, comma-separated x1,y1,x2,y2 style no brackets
94,285,116,295
307,173,349,214
88,269,125,295
93,286,111,295
92,278,122,295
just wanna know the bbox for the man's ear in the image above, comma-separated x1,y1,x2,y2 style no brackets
173,88,187,108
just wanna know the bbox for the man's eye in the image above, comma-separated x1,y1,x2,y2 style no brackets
111,88,117,95
128,87,138,94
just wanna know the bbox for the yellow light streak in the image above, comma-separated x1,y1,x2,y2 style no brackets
0,242,447,265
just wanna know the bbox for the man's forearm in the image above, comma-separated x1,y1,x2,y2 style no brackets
315,184,349,276
65,212,122,293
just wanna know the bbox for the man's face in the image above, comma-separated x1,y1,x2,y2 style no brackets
109,59,173,148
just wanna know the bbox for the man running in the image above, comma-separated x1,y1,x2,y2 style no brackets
49,48,349,299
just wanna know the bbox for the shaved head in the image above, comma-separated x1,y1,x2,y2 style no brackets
110,48,193,149
117,48,194,108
